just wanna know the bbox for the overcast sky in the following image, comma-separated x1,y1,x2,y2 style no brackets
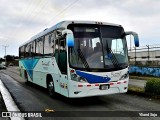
0,0,160,57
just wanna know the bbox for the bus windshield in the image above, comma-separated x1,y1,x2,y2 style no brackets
68,24,128,71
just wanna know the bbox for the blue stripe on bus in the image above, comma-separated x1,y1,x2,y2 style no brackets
76,70,111,83
21,59,39,80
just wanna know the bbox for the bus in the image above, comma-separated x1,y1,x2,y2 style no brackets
19,20,139,98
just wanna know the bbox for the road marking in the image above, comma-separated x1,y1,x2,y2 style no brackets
0,79,25,120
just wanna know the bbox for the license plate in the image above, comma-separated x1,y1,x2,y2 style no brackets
99,84,110,90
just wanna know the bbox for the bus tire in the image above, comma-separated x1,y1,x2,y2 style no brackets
47,75,55,97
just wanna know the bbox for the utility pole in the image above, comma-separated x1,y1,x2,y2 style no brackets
2,45,9,66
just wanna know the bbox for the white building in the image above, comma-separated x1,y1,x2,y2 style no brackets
128,50,160,65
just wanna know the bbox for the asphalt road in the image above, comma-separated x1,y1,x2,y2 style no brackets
0,67,160,120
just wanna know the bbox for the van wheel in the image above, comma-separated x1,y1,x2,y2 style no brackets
47,79,55,97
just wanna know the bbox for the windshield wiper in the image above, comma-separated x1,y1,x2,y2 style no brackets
77,49,90,70
107,48,121,68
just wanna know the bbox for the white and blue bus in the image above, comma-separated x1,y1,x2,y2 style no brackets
19,21,139,98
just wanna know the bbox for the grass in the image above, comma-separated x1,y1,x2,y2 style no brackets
128,86,144,93
128,85,160,99
145,79,160,95
129,75,160,81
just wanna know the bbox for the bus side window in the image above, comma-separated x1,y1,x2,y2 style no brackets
44,33,54,56
54,39,59,63
32,41,36,57
35,38,43,57
58,39,67,74
51,32,55,55
60,40,65,52
55,39,59,52
35,40,38,56
25,44,29,58
19,46,25,58
28,43,32,57
24,43,32,58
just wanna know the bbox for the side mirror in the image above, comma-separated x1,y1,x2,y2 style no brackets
125,31,139,47
62,29,74,48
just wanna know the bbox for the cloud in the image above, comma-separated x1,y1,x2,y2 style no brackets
0,0,160,57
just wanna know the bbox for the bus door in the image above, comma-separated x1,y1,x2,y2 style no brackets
55,38,68,97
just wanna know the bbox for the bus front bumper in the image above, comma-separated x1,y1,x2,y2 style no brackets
68,79,129,98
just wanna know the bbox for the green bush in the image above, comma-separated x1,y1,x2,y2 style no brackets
145,79,160,95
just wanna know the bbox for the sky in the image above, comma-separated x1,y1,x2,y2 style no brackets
0,0,160,58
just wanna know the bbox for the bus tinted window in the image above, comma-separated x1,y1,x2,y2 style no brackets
59,39,67,74
74,27,98,32
25,44,29,57
101,26,124,38
25,43,32,58
35,38,43,56
44,33,54,56
19,46,25,58
32,41,36,56
29,43,32,57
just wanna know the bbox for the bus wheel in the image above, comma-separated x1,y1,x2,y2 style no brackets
47,79,55,97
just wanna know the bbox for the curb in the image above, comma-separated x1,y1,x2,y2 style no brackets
0,79,25,120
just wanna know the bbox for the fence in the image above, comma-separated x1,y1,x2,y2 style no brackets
128,44,160,67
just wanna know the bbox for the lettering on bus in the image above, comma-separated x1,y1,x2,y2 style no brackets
42,61,50,66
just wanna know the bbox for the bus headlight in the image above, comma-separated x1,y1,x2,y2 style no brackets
71,74,87,83
120,72,129,80
71,74,78,80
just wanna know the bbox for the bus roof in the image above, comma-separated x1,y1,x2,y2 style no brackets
19,20,121,47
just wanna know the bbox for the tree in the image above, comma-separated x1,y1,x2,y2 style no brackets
4,55,14,61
